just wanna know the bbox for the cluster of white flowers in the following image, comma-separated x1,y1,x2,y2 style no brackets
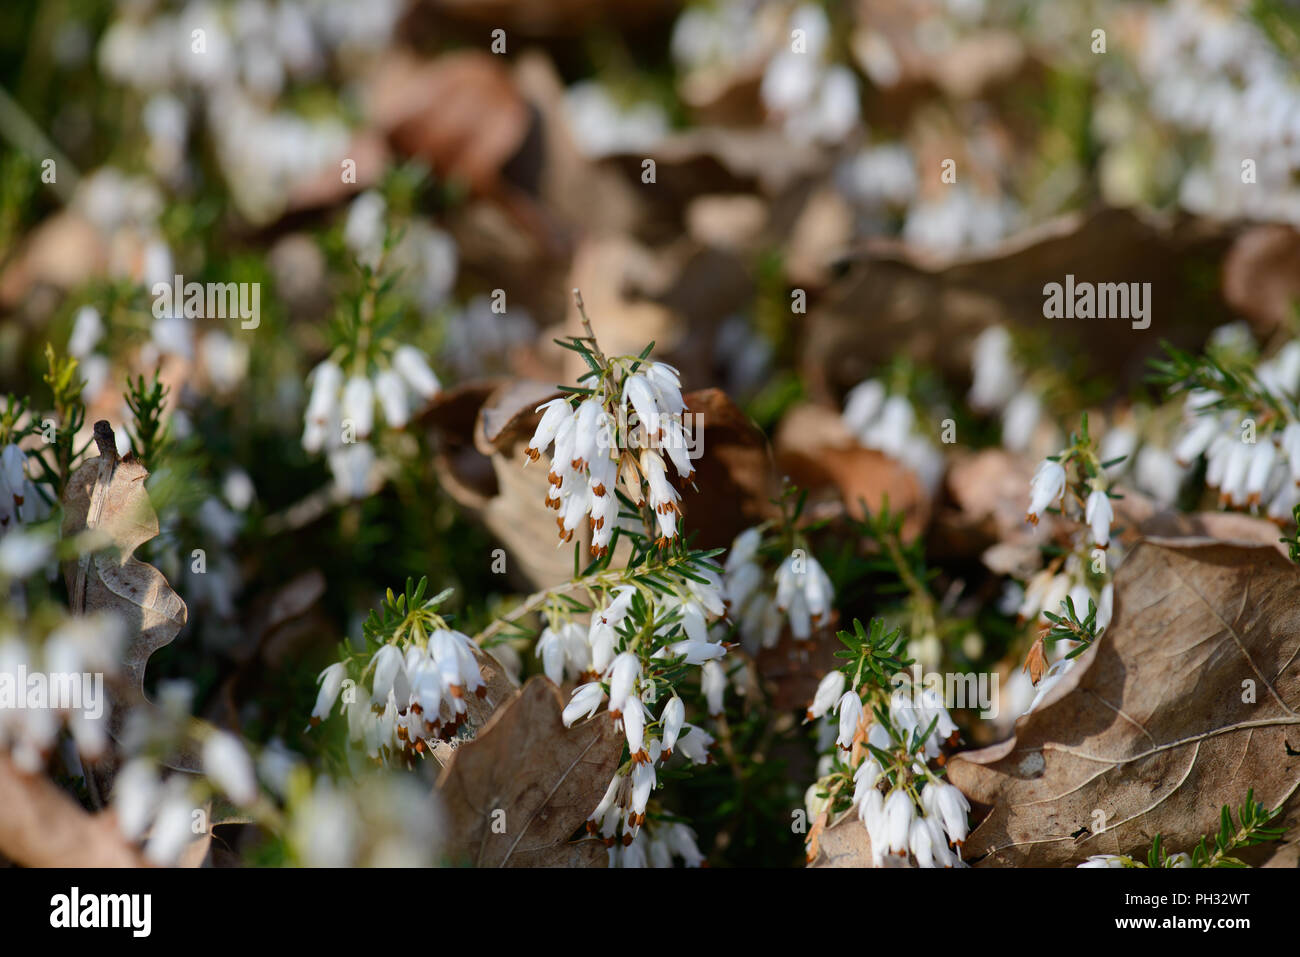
112,731,260,864
606,819,706,868
311,626,490,762
536,566,727,688
854,777,970,868
563,82,670,159
301,345,441,498
96,0,401,222
842,378,944,495
807,670,969,868
1134,0,1300,227
0,614,124,772
285,772,444,867
721,526,833,650
561,616,720,846
577,680,716,850
527,358,693,553
837,143,918,212
759,4,860,145
902,189,1020,257
967,325,1055,456
1170,346,1300,523
343,191,459,312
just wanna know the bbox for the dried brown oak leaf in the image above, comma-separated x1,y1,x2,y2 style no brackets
60,422,188,744
948,538,1300,866
435,677,621,867
808,814,914,868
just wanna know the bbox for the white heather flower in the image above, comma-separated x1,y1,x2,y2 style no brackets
853,757,882,803
373,368,409,428
1001,391,1042,453
1026,459,1067,525
667,822,705,867
968,326,1019,412
563,681,605,726
391,345,441,400
842,379,887,435
623,374,662,438
909,816,935,868
623,698,648,762
662,639,726,665
1078,854,1128,868
571,397,604,470
144,779,198,865
607,652,640,717
113,758,161,841
807,670,846,721
859,787,886,864
341,375,374,440
327,442,374,499
312,662,347,724
370,644,405,705
883,788,914,856
1084,488,1113,548
1025,658,1075,714
675,724,713,764
68,305,104,358
701,659,726,716
928,781,971,845
660,697,685,756
535,626,566,685
1245,439,1277,504
629,760,656,824
1096,582,1114,632
646,361,685,416
203,731,259,806
344,190,386,265
1175,415,1220,465
0,528,52,578
303,359,343,451
835,690,863,751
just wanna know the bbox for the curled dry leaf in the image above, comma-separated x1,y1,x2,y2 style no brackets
804,208,1235,400
434,677,622,867
369,51,531,199
60,422,189,754
424,379,583,589
948,539,1300,866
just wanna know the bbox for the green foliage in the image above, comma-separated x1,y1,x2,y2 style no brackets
1147,790,1285,868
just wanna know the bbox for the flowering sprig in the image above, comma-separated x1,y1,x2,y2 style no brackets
301,234,442,499
1018,416,1122,699
528,291,694,554
805,617,969,868
722,485,835,651
309,577,489,766
1080,790,1285,869
1151,338,1300,519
